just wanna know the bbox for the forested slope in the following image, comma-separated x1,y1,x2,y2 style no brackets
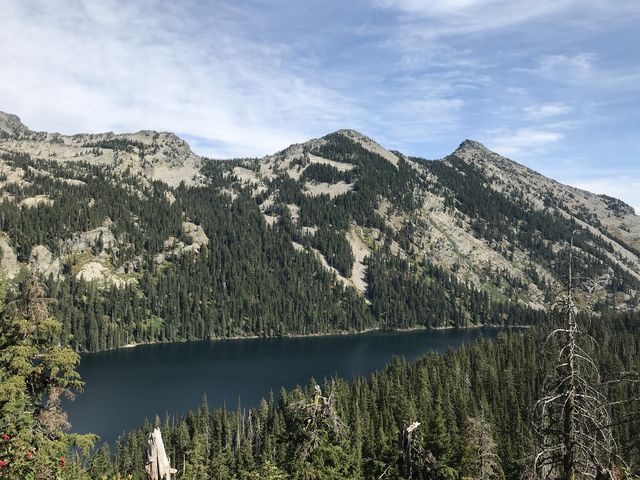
1,112,640,352
86,314,640,479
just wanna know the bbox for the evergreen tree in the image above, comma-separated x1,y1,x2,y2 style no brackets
0,275,95,479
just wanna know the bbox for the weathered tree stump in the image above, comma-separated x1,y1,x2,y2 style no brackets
145,428,177,480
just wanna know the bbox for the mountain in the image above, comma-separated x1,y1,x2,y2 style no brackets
1,111,639,351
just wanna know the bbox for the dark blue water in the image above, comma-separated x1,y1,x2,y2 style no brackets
66,328,506,445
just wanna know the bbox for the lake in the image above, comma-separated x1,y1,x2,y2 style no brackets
66,327,509,446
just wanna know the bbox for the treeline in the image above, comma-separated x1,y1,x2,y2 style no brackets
86,314,640,480
82,138,145,153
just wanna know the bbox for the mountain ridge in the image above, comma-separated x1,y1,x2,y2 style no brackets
1,110,639,351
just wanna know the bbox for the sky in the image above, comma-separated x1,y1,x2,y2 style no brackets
2,0,639,212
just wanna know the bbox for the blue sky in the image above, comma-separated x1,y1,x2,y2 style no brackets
2,0,639,211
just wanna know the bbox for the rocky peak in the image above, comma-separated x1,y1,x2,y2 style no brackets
452,139,523,174
0,111,31,138
456,139,490,152
332,129,399,167
0,111,203,187
334,128,367,139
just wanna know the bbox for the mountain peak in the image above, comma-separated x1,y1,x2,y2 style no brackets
330,129,400,167
455,139,491,153
333,128,367,138
0,111,31,137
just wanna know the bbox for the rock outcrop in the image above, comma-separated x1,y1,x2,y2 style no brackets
29,245,61,279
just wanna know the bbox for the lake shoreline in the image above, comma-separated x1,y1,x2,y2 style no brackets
108,322,522,353
69,326,514,445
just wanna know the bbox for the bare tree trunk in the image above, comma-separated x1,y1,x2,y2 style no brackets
145,428,177,480
562,235,577,480
530,229,622,479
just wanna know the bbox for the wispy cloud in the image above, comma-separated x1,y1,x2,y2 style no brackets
374,0,640,37
1,0,639,212
518,53,640,91
0,0,358,157
524,104,572,120
535,53,595,76
488,128,564,156
373,0,578,35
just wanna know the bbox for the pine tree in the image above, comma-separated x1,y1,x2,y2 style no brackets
0,275,96,479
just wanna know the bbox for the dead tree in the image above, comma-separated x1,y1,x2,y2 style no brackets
531,231,617,479
397,421,437,480
467,413,502,480
145,427,177,480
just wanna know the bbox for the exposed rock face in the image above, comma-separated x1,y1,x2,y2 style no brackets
76,261,109,284
337,128,399,167
20,194,53,208
303,180,353,198
0,161,27,188
0,234,20,279
154,222,209,264
29,245,60,279
164,191,176,205
0,112,31,138
181,221,209,250
453,140,640,266
1,111,639,310
0,111,203,188
76,260,134,288
63,224,117,254
207,129,640,310
346,228,372,294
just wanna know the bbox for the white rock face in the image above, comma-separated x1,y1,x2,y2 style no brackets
454,140,640,270
232,166,261,185
182,221,209,250
2,110,639,309
76,261,133,288
20,195,53,208
0,161,27,188
64,225,117,254
0,234,20,279
0,111,203,188
308,154,354,171
155,222,209,264
346,228,371,294
164,191,176,205
0,112,30,137
29,245,61,279
303,181,353,198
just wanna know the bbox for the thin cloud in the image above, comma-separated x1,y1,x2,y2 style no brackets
1,0,639,215
372,0,603,37
517,53,596,83
373,0,640,36
488,128,564,156
0,0,357,157
524,104,572,120
518,53,640,91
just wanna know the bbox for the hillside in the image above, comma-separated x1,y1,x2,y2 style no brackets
1,111,639,351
